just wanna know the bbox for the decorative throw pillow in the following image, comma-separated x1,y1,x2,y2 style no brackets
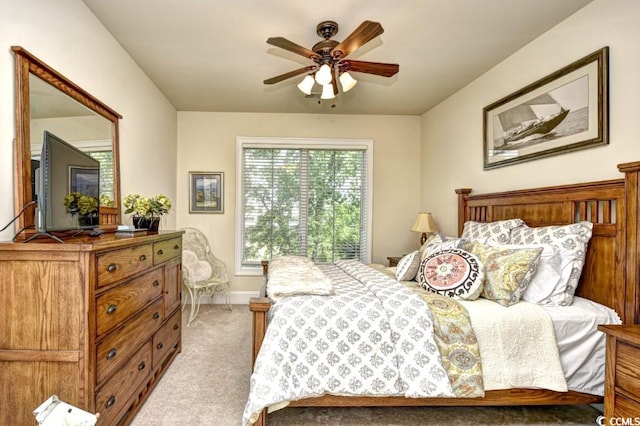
490,243,564,305
419,233,467,258
182,250,212,282
417,248,484,300
465,242,543,306
395,251,421,281
461,219,525,245
510,221,593,305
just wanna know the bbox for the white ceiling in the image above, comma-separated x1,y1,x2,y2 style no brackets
82,0,593,116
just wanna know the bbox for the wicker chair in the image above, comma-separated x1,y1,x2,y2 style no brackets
180,227,232,326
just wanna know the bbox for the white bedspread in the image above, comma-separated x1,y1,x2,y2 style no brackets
459,298,567,392
243,260,454,426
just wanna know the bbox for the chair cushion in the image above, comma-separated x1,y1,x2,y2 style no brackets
182,249,212,282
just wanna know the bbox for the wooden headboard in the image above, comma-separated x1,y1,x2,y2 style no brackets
456,161,640,325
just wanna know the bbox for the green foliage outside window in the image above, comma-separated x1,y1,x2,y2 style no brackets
242,148,365,265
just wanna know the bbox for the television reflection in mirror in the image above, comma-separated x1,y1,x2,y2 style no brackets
26,131,101,243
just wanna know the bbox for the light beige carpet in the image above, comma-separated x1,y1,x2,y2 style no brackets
130,305,602,426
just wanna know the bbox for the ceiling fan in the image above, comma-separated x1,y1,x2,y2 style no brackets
263,20,399,100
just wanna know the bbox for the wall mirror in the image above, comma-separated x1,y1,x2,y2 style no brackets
13,46,122,235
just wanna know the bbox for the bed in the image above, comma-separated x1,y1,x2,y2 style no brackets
247,160,640,426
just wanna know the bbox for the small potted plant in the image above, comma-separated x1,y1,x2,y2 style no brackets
64,192,99,226
123,193,172,231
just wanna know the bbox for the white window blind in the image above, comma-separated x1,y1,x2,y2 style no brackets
237,137,372,273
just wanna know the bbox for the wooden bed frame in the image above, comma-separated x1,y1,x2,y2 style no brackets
248,160,640,425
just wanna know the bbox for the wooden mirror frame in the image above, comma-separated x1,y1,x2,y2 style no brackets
12,46,122,236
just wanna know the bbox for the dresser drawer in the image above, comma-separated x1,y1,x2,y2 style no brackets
613,393,640,418
97,244,154,289
154,237,182,265
153,309,181,368
96,299,163,385
616,341,640,399
96,268,164,336
95,341,152,425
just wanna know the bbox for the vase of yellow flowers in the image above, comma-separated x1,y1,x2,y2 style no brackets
64,192,99,227
123,193,172,231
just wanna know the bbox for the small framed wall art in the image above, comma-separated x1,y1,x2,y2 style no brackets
483,47,609,170
189,171,224,213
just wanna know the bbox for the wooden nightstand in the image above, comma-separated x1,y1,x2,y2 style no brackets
598,325,640,417
387,256,402,267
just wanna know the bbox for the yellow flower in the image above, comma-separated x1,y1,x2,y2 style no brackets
123,193,172,218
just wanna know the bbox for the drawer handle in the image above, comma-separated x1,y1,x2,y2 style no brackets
153,312,160,320
173,244,180,250
106,304,117,315
157,342,164,350
153,280,160,287
107,263,117,273
139,254,147,262
157,249,164,255
173,324,179,331
106,395,116,409
138,361,146,371
106,348,117,360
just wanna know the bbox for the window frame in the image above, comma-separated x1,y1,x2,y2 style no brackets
235,136,373,276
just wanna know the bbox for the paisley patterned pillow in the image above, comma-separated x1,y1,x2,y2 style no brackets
395,251,421,281
419,233,466,258
461,219,525,245
466,242,543,306
417,248,484,300
510,221,593,305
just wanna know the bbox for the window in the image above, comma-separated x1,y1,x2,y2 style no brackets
236,137,373,274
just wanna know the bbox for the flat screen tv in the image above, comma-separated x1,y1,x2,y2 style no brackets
30,131,100,241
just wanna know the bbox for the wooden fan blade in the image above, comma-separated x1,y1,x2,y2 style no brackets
267,37,320,60
331,21,384,60
342,60,399,77
263,66,313,85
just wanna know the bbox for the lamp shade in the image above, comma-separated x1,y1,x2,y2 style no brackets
339,71,358,92
410,212,437,233
297,75,315,95
315,64,333,85
320,83,335,99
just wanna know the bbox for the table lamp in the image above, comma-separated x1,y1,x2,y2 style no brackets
410,212,437,246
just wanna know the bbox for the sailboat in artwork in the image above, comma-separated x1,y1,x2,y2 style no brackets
498,93,570,145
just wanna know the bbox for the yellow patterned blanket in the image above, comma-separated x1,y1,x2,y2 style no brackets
400,281,485,397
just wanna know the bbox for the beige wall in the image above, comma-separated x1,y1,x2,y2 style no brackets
421,0,640,236
0,0,178,241
177,112,422,292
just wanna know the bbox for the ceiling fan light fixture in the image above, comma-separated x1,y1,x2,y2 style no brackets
339,71,358,92
297,75,315,95
315,64,333,85
321,83,335,100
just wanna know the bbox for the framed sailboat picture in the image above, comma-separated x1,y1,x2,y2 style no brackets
483,47,608,169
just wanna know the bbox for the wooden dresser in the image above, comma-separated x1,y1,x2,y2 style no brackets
0,231,183,425
598,325,640,417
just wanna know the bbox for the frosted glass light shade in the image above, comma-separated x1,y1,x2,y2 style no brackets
320,83,335,99
339,72,358,92
315,64,332,85
297,75,315,95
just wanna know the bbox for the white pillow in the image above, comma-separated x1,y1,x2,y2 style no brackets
510,222,593,305
395,251,421,281
182,250,212,282
416,248,484,300
461,219,525,245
